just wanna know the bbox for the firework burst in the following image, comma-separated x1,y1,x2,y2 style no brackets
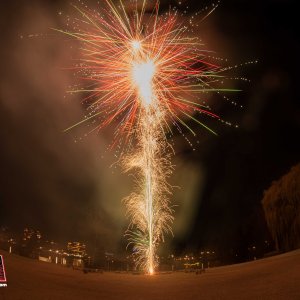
56,0,238,273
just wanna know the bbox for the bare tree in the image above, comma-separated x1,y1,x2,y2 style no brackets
262,164,300,252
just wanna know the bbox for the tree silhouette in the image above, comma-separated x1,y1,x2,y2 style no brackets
262,164,300,252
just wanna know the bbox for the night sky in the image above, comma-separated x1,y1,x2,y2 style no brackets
0,0,299,258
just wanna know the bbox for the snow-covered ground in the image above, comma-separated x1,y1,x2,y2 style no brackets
0,249,299,299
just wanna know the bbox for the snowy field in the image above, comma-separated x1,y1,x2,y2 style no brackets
0,249,299,300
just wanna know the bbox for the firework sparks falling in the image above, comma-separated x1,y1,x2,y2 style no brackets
57,0,238,273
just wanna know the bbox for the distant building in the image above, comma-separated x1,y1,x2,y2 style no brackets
67,242,86,257
20,228,42,258
67,242,87,267
23,228,41,241
38,240,67,265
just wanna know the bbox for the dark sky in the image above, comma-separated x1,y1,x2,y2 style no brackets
0,0,299,257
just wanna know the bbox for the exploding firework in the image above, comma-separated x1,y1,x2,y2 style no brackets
56,0,237,274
